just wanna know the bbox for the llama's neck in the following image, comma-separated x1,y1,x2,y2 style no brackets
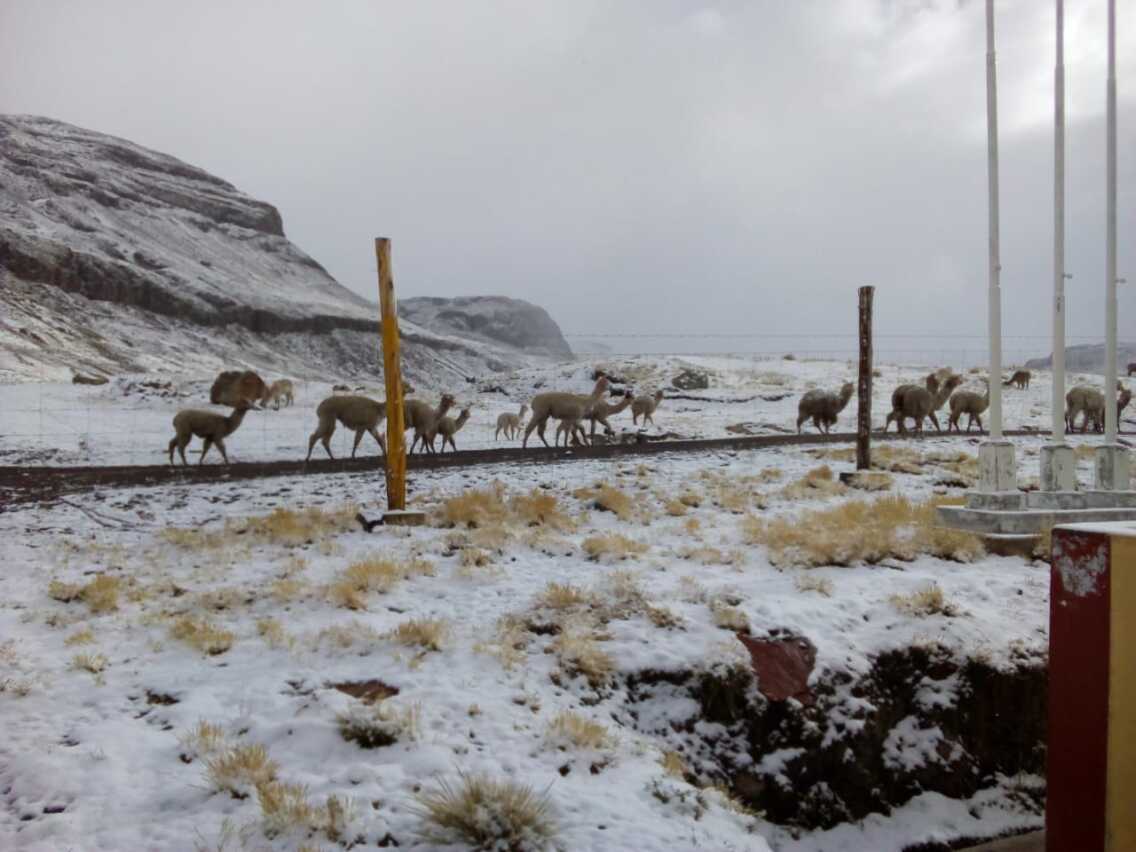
226,408,249,436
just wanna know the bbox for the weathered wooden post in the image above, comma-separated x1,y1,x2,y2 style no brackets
856,286,873,471
374,237,424,526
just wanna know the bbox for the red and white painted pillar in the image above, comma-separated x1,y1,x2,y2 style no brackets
1048,522,1136,850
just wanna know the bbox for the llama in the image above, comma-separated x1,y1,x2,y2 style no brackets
796,382,855,435
631,390,664,426
306,395,386,461
168,402,251,465
523,378,609,449
495,404,528,440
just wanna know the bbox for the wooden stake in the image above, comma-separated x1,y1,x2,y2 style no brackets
857,286,874,471
376,238,406,511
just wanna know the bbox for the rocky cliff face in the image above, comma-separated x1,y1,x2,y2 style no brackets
0,115,570,385
400,296,573,359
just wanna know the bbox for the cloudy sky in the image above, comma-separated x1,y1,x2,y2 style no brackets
2,0,1133,359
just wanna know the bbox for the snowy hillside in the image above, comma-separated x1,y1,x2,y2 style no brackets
0,115,569,385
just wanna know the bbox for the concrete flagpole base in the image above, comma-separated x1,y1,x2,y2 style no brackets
1040,444,1077,492
1094,444,1131,491
979,440,1017,493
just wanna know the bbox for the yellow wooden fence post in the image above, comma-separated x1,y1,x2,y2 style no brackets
375,237,408,514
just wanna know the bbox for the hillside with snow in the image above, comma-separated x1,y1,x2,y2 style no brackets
0,115,570,386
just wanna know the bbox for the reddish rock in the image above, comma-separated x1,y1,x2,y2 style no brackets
737,633,817,705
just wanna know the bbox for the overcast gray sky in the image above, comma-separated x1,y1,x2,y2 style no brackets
2,0,1133,359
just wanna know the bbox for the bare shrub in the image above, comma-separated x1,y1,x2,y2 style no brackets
414,771,557,850
545,711,613,751
741,496,984,568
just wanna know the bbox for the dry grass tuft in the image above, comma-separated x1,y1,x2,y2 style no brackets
170,616,235,655
179,720,227,760
314,621,382,653
242,505,358,546
474,617,529,670
256,780,314,838
70,652,109,674
890,582,958,617
538,582,594,610
510,490,575,530
794,574,834,597
553,629,614,686
269,578,306,603
329,558,433,610
710,602,749,633
338,700,420,748
582,533,648,562
50,575,122,613
415,772,558,850
574,484,635,521
780,465,848,500
664,498,689,516
440,484,509,529
388,618,449,652
741,495,984,568
546,711,614,751
682,546,742,566
847,471,894,492
661,750,687,779
206,743,278,796
256,618,290,649
48,580,83,603
64,626,96,646
645,604,684,629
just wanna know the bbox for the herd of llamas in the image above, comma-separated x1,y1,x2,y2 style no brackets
166,363,1136,465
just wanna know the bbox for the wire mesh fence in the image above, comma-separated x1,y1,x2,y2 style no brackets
0,331,1121,471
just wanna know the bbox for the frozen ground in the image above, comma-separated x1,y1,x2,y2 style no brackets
1,355,1131,473
0,432,1055,851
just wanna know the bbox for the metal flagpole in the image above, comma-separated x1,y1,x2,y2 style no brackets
1043,0,1076,491
979,0,1015,492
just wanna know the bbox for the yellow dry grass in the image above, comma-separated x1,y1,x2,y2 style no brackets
170,615,235,655
414,771,558,850
439,483,510,529
546,711,614,750
710,602,749,632
661,750,687,779
388,618,449,652
328,558,433,610
538,582,594,610
645,604,684,629
179,719,227,759
794,574,834,597
847,471,894,492
510,490,575,530
256,618,290,649
64,626,96,646
70,652,109,674
741,495,984,568
890,582,957,617
553,630,614,686
780,465,848,500
206,743,278,796
49,575,122,614
664,498,689,516
581,533,648,562
573,484,635,521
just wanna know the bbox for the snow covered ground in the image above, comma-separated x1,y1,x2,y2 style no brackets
1,355,1131,475
1,427,1056,851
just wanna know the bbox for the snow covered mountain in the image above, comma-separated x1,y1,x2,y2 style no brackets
0,115,569,385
